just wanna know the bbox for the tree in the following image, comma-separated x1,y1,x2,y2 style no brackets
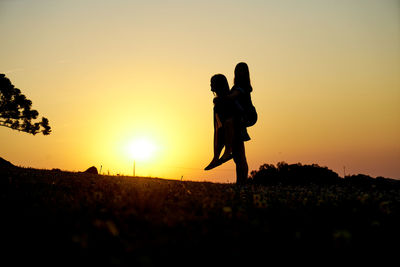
250,162,341,185
0,74,51,135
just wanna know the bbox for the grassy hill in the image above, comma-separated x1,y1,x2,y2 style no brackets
1,164,399,265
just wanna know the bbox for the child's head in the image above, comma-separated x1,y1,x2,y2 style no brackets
211,74,230,96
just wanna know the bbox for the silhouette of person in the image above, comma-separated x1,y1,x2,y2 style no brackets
205,62,254,185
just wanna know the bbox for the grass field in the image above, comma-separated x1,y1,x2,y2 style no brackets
1,166,399,265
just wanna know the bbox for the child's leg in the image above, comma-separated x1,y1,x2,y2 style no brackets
205,113,225,170
213,122,224,160
221,117,234,158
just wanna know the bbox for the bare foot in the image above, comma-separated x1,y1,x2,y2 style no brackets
204,158,219,170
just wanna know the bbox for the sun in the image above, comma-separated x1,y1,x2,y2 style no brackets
128,138,157,161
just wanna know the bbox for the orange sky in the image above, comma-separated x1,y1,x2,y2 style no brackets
1,0,399,182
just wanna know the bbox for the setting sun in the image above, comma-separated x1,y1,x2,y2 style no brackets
128,138,157,161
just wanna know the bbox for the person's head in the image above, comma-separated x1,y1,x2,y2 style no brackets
234,62,252,92
211,74,230,96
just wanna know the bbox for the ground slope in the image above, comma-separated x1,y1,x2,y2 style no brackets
1,166,399,265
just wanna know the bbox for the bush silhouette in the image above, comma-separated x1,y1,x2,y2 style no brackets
251,162,400,188
344,174,400,189
250,162,341,185
0,74,51,135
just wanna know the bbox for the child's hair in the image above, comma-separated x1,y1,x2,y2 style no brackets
234,62,252,92
211,74,230,96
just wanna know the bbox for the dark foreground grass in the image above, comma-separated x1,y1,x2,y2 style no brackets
1,166,399,265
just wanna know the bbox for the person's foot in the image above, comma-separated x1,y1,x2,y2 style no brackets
216,153,233,166
204,159,219,170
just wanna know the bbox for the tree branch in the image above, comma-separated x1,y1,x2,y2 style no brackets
0,123,22,132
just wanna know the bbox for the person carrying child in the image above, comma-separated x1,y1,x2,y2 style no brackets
205,62,256,185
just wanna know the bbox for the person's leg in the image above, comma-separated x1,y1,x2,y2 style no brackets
205,114,225,170
220,118,234,159
212,124,224,161
233,140,248,185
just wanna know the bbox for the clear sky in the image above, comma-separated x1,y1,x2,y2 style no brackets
1,0,399,182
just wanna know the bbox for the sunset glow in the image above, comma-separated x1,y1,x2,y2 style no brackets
0,0,399,181
128,138,157,161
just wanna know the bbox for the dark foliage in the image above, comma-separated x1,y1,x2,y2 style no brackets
250,162,400,189
0,74,51,135
250,162,341,185
344,174,400,189
344,174,374,186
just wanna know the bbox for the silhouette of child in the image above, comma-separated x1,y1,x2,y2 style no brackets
204,74,235,170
